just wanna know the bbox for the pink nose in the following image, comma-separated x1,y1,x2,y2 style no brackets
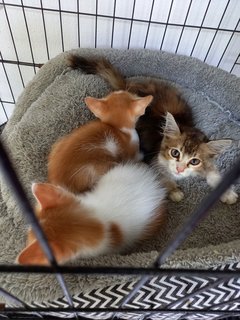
176,166,185,173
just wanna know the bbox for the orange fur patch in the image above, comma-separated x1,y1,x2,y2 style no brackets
18,185,105,265
141,205,167,241
48,91,152,193
109,223,123,248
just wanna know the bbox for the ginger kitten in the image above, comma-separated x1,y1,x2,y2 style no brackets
17,90,168,265
48,90,152,193
17,163,166,265
68,54,238,204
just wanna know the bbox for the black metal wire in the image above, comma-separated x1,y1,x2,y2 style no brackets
0,289,43,319
230,53,240,73
20,0,36,74
217,19,240,68
2,307,240,315
1,1,240,318
40,0,50,60
0,98,9,122
0,59,43,68
1,0,25,88
77,0,80,47
58,0,64,52
160,0,174,50
0,288,26,308
0,2,239,35
175,0,193,54
119,157,240,307
127,0,136,49
190,0,211,57
0,265,239,278
203,0,230,62
1,137,239,318
95,0,98,48
155,159,240,268
0,53,16,105
208,296,240,311
144,0,155,49
0,139,75,312
0,100,15,105
110,0,117,48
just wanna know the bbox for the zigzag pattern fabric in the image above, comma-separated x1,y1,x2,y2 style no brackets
24,262,240,319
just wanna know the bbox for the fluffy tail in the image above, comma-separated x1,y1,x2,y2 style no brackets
68,54,126,90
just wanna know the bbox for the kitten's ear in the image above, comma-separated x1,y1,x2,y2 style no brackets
207,139,232,155
17,240,49,265
132,95,153,116
17,240,72,265
85,96,107,118
32,183,69,210
164,112,181,137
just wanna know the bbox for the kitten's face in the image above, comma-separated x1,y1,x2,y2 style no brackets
157,113,232,179
158,133,208,179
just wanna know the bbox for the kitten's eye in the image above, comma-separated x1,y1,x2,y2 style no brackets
170,149,180,158
189,158,201,166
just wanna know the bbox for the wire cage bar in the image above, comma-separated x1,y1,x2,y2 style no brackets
1,0,240,126
0,0,240,319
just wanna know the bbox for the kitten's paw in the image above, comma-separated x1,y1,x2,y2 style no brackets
169,189,184,202
220,189,238,205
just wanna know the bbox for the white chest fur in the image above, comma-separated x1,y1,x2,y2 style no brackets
120,127,139,144
120,127,142,160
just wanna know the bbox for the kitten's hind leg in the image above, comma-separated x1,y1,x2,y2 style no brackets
164,179,184,202
206,169,238,205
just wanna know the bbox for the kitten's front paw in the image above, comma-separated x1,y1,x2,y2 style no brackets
220,189,238,205
169,189,184,202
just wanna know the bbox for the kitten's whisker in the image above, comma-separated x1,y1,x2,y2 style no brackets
69,167,84,180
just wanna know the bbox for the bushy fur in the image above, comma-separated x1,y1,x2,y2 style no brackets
48,90,152,193
17,90,168,265
68,54,238,204
17,163,166,265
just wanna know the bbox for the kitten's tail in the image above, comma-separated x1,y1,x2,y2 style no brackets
68,54,126,91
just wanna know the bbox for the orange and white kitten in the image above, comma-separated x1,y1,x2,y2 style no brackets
17,163,166,265
68,54,238,204
48,91,152,193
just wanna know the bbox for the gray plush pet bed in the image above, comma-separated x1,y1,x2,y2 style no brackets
0,48,240,318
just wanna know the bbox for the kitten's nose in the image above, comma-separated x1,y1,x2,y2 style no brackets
176,165,185,173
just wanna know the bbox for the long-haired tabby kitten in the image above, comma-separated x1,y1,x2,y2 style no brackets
48,90,152,193
68,54,238,204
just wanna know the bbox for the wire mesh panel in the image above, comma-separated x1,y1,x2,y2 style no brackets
0,1,240,319
0,138,240,320
0,0,240,125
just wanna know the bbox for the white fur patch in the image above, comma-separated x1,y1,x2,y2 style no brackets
68,233,110,261
103,135,119,156
206,170,238,205
169,189,184,202
121,127,139,144
206,171,221,188
79,163,166,248
158,153,199,180
220,189,238,204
